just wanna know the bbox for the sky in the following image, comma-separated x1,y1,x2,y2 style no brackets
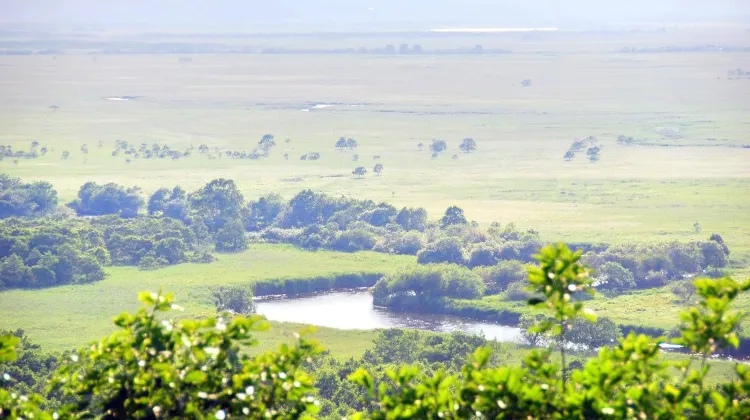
0,0,748,28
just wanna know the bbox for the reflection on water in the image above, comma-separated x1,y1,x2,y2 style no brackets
256,290,522,343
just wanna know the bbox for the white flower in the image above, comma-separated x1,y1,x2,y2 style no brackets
3,373,11,381
246,385,255,395
294,381,301,388
237,393,246,400
216,320,227,332
70,354,79,362
568,284,577,292
497,400,507,409
282,382,292,391
153,406,162,416
243,407,250,415
478,385,485,391
306,396,315,403
171,304,185,311
541,383,549,390
547,272,555,279
138,360,146,368
602,407,615,415
215,409,226,419
205,347,220,358
278,372,287,379
53,413,59,420
150,292,158,300
161,320,173,332
108,376,115,383
198,391,208,399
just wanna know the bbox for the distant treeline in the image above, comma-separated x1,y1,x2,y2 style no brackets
0,43,510,56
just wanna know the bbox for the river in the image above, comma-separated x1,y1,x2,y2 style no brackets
255,289,522,342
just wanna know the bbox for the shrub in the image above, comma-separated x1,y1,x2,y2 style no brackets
373,264,485,308
331,229,377,252
474,260,527,294
504,280,529,301
595,261,636,291
213,286,256,314
417,237,465,265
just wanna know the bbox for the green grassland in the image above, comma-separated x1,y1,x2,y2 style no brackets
1,49,748,264
1,29,749,360
0,244,415,352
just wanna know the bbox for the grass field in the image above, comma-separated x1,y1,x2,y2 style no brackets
1,29,749,358
0,244,415,352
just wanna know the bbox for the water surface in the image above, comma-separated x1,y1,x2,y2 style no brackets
256,290,522,342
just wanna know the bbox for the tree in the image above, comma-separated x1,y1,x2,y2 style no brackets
709,233,730,255
416,237,465,265
521,78,532,87
214,220,248,252
586,146,601,162
61,150,69,159
213,286,256,314
189,179,245,232
69,182,144,217
396,207,428,231
699,240,727,268
459,138,477,153
417,142,424,151
440,205,467,228
519,313,549,347
244,193,284,232
568,317,622,350
430,139,447,154
563,150,575,161
672,280,697,304
80,144,89,154
352,166,367,178
595,261,636,291
373,163,383,175
0,255,32,289
153,238,188,265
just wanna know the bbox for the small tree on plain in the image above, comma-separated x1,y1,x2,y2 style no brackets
430,139,447,154
61,150,70,159
373,163,383,175
352,166,367,178
459,138,477,153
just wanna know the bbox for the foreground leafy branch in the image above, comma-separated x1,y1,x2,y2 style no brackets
2,245,749,419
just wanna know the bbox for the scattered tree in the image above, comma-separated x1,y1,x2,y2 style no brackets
352,166,367,178
373,163,383,175
459,138,477,153
440,205,467,228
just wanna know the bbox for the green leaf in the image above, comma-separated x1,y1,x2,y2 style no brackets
184,370,207,385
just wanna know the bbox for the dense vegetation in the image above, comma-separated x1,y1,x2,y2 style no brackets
2,245,748,418
1,175,731,301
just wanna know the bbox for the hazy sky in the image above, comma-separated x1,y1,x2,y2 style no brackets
1,0,749,28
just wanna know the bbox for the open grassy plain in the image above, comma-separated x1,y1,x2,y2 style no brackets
0,244,415,352
1,28,749,358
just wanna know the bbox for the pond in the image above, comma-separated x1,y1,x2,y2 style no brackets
256,289,522,343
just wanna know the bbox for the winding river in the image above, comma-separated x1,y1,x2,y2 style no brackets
256,289,522,342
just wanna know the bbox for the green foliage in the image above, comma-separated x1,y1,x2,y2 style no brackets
213,286,256,315
69,181,144,217
595,261,636,291
567,317,622,349
417,237,465,265
474,260,527,294
373,264,485,310
0,175,58,218
49,291,321,419
439,205,467,228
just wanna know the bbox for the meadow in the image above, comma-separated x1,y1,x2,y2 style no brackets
0,244,415,352
1,28,749,357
